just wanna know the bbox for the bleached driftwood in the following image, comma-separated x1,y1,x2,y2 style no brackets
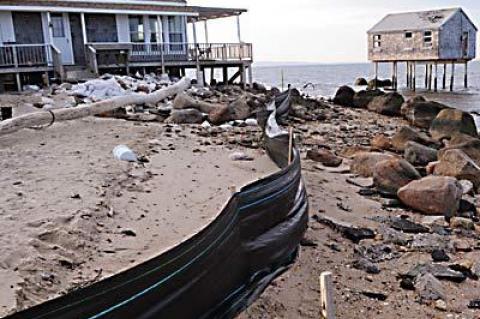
0,78,191,136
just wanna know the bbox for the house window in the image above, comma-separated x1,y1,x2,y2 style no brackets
424,30,432,46
149,17,160,43
405,31,413,39
51,14,65,38
373,34,381,48
168,16,184,50
129,16,144,43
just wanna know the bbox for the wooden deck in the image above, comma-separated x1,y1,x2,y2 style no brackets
86,42,253,73
0,42,253,88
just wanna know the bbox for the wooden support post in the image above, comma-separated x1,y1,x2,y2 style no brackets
412,62,416,92
201,66,206,86
15,73,21,92
406,62,410,89
210,67,215,85
450,62,455,92
434,63,438,92
248,65,253,88
240,64,246,90
425,64,428,88
222,66,228,85
320,272,336,319
464,62,468,89
426,64,431,90
443,63,447,90
374,62,378,90
395,61,398,90
391,62,395,90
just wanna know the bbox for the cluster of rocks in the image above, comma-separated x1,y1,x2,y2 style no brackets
312,83,480,311
334,84,480,219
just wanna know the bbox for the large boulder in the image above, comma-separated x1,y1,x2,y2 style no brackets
401,97,449,129
449,132,479,146
333,85,355,107
367,78,392,89
307,149,343,167
391,126,437,151
351,152,396,177
439,139,480,167
401,96,426,116
354,78,368,86
373,158,421,195
430,109,478,141
371,134,392,151
397,176,463,217
166,109,204,124
404,142,438,166
367,92,405,116
352,89,385,108
434,149,480,188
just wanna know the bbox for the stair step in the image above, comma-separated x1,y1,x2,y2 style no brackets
65,69,96,82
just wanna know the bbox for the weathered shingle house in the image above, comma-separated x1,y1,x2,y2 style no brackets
368,8,477,91
0,0,252,91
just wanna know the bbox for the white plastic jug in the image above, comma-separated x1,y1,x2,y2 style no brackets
113,145,138,162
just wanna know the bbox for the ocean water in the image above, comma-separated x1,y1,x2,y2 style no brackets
253,62,480,114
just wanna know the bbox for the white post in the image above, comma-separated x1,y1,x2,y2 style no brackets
320,272,336,319
157,16,163,43
192,19,198,45
236,15,242,43
46,12,53,44
192,19,203,86
157,16,166,75
80,13,88,44
204,20,209,44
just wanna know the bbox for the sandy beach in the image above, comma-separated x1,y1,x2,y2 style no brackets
0,117,278,317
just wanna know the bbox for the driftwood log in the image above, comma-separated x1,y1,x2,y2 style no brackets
0,77,191,136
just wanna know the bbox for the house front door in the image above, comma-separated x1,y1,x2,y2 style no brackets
50,13,74,65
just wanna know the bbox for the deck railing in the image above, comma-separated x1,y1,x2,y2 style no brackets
0,44,52,68
87,42,253,68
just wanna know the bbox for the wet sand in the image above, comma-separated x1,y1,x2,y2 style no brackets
0,118,278,317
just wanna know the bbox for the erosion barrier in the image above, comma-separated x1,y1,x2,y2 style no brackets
7,97,308,319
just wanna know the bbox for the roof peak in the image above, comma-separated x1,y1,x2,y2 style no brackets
368,7,470,34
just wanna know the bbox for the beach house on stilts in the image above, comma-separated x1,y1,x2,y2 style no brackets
0,0,252,91
368,8,477,92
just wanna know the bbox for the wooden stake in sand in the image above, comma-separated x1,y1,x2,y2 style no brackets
0,78,192,137
288,127,294,165
319,272,336,319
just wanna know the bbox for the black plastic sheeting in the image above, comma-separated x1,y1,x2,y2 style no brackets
6,98,308,319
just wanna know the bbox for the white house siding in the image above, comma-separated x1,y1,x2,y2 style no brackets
439,11,477,60
0,11,15,43
116,14,130,42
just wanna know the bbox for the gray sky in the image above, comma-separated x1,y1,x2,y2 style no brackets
188,0,480,63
